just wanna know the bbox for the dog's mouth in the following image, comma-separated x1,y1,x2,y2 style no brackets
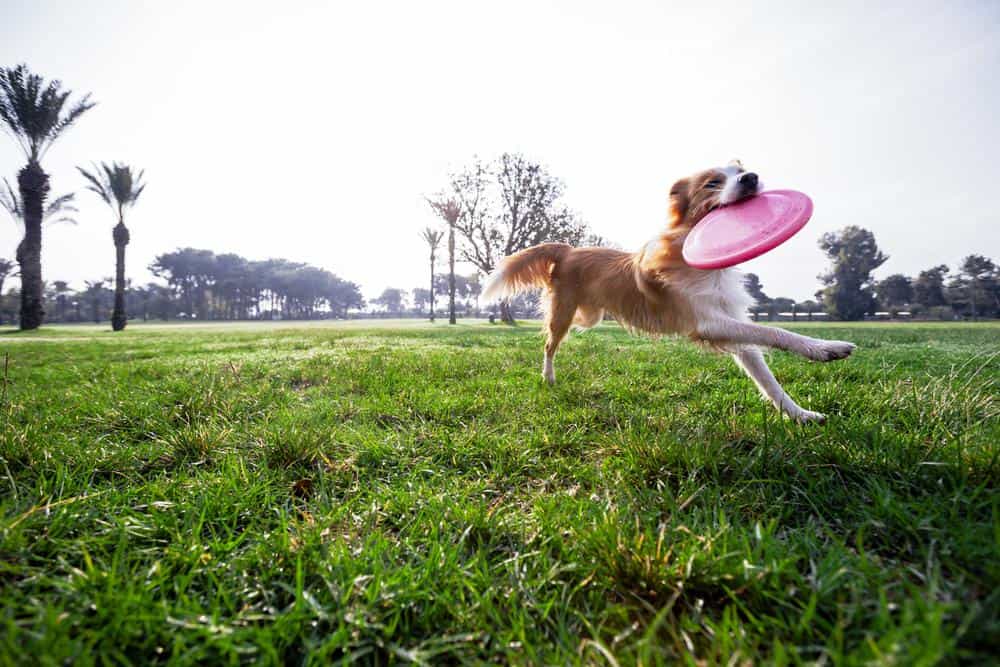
717,171,762,207
721,188,759,207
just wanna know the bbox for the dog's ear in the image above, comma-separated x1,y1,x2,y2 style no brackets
668,178,690,226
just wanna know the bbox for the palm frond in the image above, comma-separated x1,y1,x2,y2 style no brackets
420,226,444,249
0,178,77,226
0,64,95,162
45,192,77,215
44,93,95,156
44,192,79,226
77,164,112,205
0,177,21,220
78,161,146,213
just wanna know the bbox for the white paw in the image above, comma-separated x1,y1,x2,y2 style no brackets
793,409,827,424
805,340,856,362
542,370,556,385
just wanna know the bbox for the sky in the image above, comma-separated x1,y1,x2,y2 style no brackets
1,0,998,302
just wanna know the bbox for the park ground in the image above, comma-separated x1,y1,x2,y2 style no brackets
0,320,997,664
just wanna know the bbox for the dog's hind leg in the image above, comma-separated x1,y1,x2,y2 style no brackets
732,347,826,423
543,296,577,385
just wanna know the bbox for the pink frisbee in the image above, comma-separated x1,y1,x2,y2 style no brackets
682,189,813,269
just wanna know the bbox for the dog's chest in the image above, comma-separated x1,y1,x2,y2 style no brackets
679,268,753,319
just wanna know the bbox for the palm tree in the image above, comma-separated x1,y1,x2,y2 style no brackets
1,177,79,265
83,279,107,324
419,227,444,322
427,199,460,324
51,279,71,321
0,64,95,329
77,162,146,331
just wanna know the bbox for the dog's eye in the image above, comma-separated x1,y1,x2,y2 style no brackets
706,177,724,189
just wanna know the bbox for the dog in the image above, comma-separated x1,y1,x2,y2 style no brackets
481,161,855,423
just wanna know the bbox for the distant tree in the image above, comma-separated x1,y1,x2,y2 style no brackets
955,255,998,320
769,296,796,321
78,162,146,331
82,279,108,323
818,226,887,320
411,287,430,314
0,258,12,296
743,273,769,304
798,299,821,321
743,273,769,320
0,64,95,329
419,227,443,321
876,274,913,312
213,253,248,319
427,199,460,324
0,286,19,325
444,154,588,323
466,273,482,314
372,287,406,315
143,282,175,320
51,279,71,321
913,265,949,309
150,248,216,318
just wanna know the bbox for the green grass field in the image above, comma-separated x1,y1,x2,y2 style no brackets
1,320,997,665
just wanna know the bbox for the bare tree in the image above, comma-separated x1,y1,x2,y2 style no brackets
448,158,496,273
419,227,444,322
446,153,587,323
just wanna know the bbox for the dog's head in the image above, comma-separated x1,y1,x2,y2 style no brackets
668,160,762,227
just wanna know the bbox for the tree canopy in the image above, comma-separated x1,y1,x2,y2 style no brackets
818,226,887,320
0,63,95,163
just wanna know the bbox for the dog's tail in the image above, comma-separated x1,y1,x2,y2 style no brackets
482,243,572,302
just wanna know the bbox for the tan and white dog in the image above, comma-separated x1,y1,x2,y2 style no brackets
482,162,855,423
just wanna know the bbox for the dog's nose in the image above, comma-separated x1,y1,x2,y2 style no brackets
739,172,758,188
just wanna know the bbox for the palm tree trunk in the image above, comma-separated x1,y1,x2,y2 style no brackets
111,221,130,331
429,250,436,322
448,226,456,325
17,162,49,330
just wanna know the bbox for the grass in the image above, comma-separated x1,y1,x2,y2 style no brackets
0,319,997,665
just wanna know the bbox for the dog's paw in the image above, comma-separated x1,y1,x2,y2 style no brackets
794,409,827,424
806,340,856,362
542,371,556,386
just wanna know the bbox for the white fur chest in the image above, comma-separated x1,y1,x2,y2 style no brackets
677,267,753,320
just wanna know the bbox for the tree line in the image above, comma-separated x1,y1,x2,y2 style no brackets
743,226,998,321
0,248,365,324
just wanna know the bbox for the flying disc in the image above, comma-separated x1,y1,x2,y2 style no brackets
682,189,813,269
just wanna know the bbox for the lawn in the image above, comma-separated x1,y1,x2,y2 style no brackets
1,320,997,665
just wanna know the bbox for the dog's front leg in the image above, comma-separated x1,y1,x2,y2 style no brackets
698,317,855,362
732,348,826,423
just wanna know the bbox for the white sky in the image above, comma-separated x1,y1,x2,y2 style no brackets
2,0,998,302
